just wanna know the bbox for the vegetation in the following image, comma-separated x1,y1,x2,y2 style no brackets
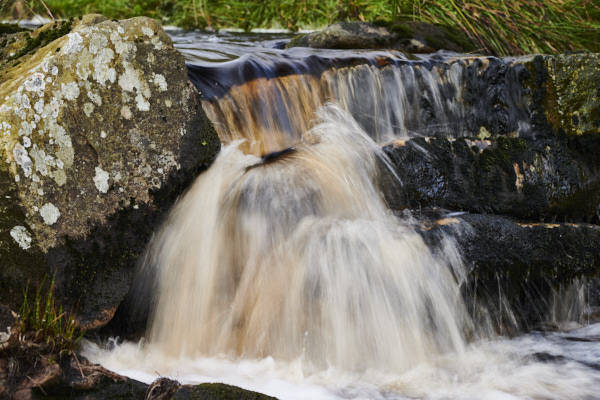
0,0,599,55
19,274,85,355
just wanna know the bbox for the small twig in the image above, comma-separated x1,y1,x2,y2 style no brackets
38,0,55,22
70,349,85,378
26,375,48,396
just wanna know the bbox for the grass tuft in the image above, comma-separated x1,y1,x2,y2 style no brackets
1,1,598,56
19,274,85,355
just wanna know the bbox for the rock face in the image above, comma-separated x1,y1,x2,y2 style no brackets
416,212,600,330
535,53,600,137
384,135,600,224
287,21,476,53
380,53,600,327
0,15,220,328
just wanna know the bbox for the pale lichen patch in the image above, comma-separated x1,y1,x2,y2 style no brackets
23,73,46,97
87,91,102,106
141,26,155,37
65,32,84,54
121,105,132,120
110,30,135,56
151,36,164,50
136,93,150,111
93,166,110,193
118,62,150,97
93,47,116,86
152,73,167,91
13,144,33,177
34,99,44,114
10,226,32,249
76,62,91,80
84,102,95,117
88,32,108,54
61,82,80,101
40,203,61,225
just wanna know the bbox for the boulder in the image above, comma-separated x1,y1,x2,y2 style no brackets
287,21,476,53
0,15,220,329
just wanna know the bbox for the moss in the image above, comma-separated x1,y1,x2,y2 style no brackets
285,33,307,48
439,24,476,52
389,23,413,39
6,19,73,62
0,22,29,35
372,19,390,28
172,383,277,400
425,34,445,50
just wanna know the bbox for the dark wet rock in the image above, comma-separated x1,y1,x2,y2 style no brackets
0,15,220,330
0,305,19,351
0,314,278,400
0,351,148,399
383,134,600,224
417,212,600,330
287,21,476,53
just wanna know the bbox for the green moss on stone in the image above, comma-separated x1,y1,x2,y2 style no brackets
0,22,29,35
389,23,413,39
6,19,72,62
172,383,278,400
439,24,476,52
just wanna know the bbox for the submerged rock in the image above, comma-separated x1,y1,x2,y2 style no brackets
0,15,220,329
287,21,476,53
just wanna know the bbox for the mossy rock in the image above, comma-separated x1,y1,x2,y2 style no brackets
287,21,477,53
0,15,220,329
519,53,600,137
173,383,278,400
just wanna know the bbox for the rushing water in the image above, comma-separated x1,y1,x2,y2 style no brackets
84,31,600,399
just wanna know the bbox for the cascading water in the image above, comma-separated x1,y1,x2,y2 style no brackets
142,105,469,373
84,31,600,399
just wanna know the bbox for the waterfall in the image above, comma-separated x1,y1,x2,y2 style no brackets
192,54,531,155
142,104,470,373
84,35,600,400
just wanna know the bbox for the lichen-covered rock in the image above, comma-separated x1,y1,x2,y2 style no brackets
286,21,476,53
0,15,220,328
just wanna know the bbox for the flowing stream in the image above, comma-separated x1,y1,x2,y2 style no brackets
83,31,600,399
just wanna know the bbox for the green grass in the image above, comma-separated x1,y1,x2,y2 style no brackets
1,0,599,55
19,274,85,355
